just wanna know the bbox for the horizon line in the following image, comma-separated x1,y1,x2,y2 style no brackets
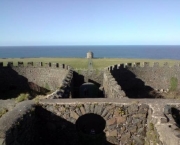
1,44,180,47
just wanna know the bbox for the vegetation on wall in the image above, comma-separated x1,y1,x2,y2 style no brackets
170,77,178,91
45,83,50,90
145,123,159,145
0,108,8,118
15,93,29,103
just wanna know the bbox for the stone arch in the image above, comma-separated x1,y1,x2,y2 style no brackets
76,113,106,135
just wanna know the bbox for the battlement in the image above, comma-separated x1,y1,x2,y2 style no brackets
107,62,180,70
0,61,73,70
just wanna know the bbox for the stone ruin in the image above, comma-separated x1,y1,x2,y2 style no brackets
0,61,180,144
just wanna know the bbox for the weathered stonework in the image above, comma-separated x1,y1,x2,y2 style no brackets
0,62,71,93
1,61,180,145
103,70,126,98
109,62,180,92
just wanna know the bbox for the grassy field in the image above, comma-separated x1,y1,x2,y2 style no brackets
0,58,180,69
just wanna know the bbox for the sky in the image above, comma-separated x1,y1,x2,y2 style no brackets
0,0,180,46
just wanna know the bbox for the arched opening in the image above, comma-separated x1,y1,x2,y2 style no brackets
76,113,106,144
79,83,99,98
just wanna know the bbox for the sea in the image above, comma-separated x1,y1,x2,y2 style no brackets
0,45,180,59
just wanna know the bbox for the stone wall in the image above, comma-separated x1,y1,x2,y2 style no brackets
0,101,36,145
145,108,163,145
1,99,180,144
109,62,180,91
74,69,104,85
103,70,126,98
73,69,104,98
0,62,71,94
47,69,74,99
39,100,149,145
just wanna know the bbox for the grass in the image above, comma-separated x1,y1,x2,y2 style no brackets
0,58,180,69
15,93,29,103
170,77,178,91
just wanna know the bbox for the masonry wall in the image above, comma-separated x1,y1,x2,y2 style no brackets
40,101,149,145
74,69,104,85
109,62,180,92
2,99,180,145
0,101,36,145
0,62,70,93
73,69,104,97
103,70,126,98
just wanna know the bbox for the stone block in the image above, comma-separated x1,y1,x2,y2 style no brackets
75,108,81,116
101,108,108,117
143,62,149,67
129,125,137,133
70,111,79,120
80,106,85,115
84,104,90,113
164,105,171,114
132,136,144,145
128,104,138,114
7,62,13,67
108,124,117,131
121,132,131,143
108,130,117,136
107,118,116,126
116,116,126,124
90,104,94,113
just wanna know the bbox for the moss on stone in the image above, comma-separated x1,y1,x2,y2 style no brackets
145,123,159,145
45,83,50,90
0,108,8,117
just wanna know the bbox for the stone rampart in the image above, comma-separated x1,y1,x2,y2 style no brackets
0,62,72,94
108,62,180,96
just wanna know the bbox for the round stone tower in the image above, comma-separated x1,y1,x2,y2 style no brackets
87,51,93,59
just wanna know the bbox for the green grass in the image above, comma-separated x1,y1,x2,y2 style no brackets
15,93,29,103
0,58,180,69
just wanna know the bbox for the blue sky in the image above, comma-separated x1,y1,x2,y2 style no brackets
0,0,180,46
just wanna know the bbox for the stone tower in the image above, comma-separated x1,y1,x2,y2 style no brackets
87,51,93,59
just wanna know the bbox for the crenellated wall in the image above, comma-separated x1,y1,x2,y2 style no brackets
108,62,180,97
0,62,72,94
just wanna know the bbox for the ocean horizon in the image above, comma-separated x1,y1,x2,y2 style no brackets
0,45,180,59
